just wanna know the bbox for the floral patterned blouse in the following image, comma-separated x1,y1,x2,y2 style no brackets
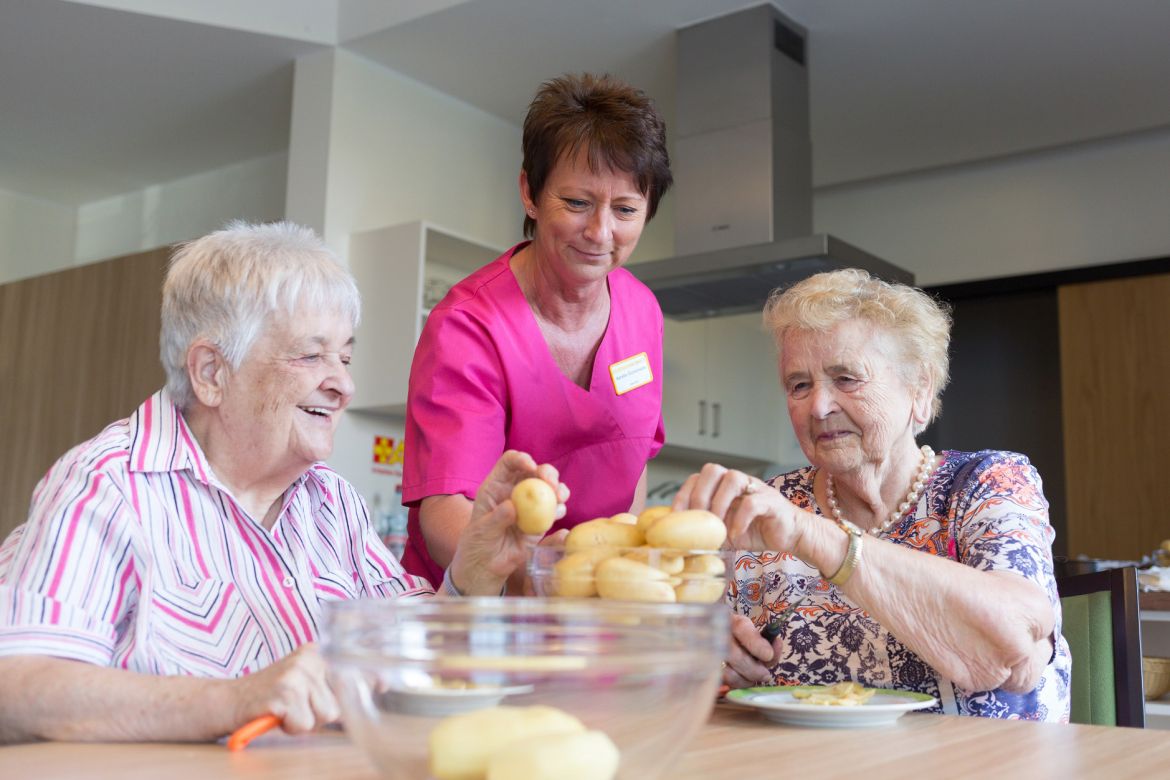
729,450,1071,721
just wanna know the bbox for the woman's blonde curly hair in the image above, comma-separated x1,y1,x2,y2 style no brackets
763,268,952,432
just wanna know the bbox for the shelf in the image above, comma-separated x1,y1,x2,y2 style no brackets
347,220,498,414
1139,590,1170,612
1146,701,1170,716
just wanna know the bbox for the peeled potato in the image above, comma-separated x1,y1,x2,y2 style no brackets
565,518,644,551
551,546,630,598
635,505,672,535
512,478,557,535
682,554,726,576
429,705,585,780
644,509,727,550
552,548,616,597
595,556,676,603
674,576,729,604
486,730,620,780
623,546,685,575
609,512,638,526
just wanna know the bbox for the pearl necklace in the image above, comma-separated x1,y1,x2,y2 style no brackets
825,445,939,537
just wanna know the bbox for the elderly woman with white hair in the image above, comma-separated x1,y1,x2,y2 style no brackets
675,269,1071,720
0,222,566,744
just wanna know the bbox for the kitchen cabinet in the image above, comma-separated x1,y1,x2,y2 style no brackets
347,221,498,414
661,313,803,466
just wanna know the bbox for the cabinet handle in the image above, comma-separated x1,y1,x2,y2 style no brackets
698,400,707,436
712,402,721,438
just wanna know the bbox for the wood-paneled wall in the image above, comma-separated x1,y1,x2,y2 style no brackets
0,248,169,541
1060,272,1170,560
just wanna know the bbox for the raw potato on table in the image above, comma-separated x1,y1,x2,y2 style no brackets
486,729,620,780
430,705,618,780
429,705,585,780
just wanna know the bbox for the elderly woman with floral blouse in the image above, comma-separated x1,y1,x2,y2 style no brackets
674,269,1070,720
0,222,566,744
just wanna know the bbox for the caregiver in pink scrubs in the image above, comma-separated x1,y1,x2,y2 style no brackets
401,73,674,586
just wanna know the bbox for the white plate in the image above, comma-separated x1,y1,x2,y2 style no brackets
727,685,937,728
380,683,535,717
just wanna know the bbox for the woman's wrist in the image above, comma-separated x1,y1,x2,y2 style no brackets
826,521,863,586
445,558,506,597
796,510,855,584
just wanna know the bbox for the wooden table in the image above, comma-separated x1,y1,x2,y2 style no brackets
4,704,1168,779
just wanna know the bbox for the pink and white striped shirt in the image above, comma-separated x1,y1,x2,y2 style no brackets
0,390,433,677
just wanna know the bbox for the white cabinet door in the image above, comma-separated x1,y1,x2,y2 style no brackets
704,314,778,462
661,313,801,465
662,318,709,450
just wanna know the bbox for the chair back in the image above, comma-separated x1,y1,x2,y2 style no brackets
1057,566,1145,727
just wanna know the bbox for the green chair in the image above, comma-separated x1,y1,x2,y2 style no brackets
1057,566,1145,727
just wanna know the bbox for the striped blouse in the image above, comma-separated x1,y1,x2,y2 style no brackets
0,390,433,677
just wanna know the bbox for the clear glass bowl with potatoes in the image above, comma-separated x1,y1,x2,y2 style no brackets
527,507,733,604
322,598,729,780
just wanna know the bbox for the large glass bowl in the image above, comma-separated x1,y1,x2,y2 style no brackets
528,545,733,604
323,597,728,780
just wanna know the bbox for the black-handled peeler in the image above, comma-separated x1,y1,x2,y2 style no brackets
759,594,807,642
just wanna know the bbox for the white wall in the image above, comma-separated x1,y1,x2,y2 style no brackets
74,152,288,265
323,51,524,252
285,49,530,510
0,189,76,284
816,127,1170,286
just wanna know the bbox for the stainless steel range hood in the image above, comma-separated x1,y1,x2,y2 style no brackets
630,3,913,320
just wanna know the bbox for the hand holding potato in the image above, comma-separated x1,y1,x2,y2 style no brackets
447,451,569,596
672,463,805,552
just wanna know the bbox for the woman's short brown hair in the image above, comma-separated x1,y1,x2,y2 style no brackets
521,73,672,238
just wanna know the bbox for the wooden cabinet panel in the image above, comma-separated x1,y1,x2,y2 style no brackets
0,249,168,541
1059,273,1170,560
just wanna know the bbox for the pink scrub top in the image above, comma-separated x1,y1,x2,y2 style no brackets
401,242,665,585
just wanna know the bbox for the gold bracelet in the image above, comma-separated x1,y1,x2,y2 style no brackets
827,520,863,586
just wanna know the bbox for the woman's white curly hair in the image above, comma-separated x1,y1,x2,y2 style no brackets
160,221,360,409
763,268,952,432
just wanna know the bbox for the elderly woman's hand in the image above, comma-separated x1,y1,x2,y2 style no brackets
447,450,569,596
722,614,778,689
672,463,806,552
232,643,338,735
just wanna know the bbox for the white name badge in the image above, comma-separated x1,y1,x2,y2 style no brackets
609,352,653,395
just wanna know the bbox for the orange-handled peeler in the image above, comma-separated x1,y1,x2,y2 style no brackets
227,714,281,751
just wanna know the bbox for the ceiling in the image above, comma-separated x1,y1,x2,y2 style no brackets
5,0,1170,205
0,0,321,204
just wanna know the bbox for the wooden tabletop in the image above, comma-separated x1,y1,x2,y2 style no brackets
3,704,1168,779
